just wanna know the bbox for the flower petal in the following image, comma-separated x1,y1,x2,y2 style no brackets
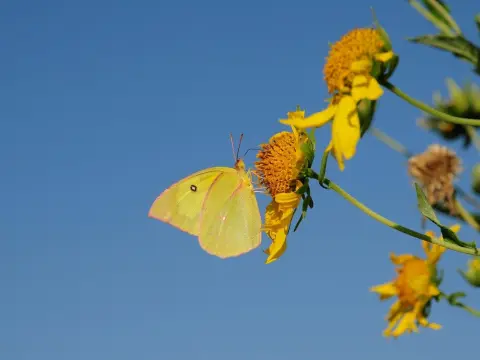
350,59,372,73
352,76,383,101
375,51,394,63
370,282,398,300
449,224,461,233
391,311,417,338
264,228,287,264
427,284,440,297
263,194,300,264
280,106,337,129
390,253,415,265
331,96,360,168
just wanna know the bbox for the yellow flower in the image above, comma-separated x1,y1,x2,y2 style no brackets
370,225,460,338
280,28,394,171
255,110,309,264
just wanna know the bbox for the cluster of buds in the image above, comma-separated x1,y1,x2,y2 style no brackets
418,79,480,148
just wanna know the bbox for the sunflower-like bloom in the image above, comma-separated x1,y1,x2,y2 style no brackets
370,225,459,338
255,110,309,264
280,28,394,170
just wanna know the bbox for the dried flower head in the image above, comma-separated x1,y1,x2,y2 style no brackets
408,144,462,214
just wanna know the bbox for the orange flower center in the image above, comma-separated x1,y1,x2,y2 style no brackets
394,258,432,309
323,28,384,94
255,132,301,197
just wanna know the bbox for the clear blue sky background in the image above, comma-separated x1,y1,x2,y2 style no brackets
2,1,479,359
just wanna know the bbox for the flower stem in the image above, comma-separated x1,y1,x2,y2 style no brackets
318,150,330,188
321,177,479,255
370,128,413,157
382,81,480,126
455,198,480,232
457,303,480,317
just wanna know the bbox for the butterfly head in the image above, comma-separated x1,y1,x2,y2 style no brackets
234,158,246,171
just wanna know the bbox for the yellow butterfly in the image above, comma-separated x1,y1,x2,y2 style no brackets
148,135,262,258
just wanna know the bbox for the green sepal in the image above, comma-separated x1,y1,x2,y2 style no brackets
370,7,392,51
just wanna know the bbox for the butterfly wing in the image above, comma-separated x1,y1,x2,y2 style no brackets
198,170,262,258
148,167,236,236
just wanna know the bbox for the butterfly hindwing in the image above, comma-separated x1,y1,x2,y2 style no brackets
199,169,262,258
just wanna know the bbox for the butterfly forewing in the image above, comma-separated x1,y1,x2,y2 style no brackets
148,167,235,236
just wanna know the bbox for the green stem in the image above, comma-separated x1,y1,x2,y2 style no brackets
458,303,480,317
320,177,479,255
382,81,480,126
370,128,413,157
318,150,330,188
455,198,480,232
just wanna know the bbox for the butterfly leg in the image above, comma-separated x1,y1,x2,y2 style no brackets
247,169,266,193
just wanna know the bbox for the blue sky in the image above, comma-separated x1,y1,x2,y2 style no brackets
2,0,479,359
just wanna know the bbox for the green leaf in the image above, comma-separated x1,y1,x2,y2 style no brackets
446,291,466,305
293,194,312,232
422,0,459,34
440,226,477,249
415,184,478,250
415,183,439,223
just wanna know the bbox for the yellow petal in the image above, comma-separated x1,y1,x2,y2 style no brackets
280,106,337,129
450,224,461,233
391,311,417,337
383,303,402,337
263,194,300,264
331,96,360,165
417,315,442,330
264,228,287,264
352,76,383,101
390,253,415,265
370,282,398,300
426,322,442,330
375,51,394,63
427,284,440,297
350,59,372,73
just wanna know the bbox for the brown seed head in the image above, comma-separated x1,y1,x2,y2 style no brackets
408,144,462,213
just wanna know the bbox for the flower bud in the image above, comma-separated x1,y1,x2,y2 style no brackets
471,163,480,195
459,258,480,287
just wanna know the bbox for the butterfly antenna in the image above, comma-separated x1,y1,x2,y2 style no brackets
229,133,237,163
236,133,244,161
243,147,260,157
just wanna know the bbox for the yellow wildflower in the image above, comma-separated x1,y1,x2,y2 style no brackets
370,225,459,338
255,110,309,264
280,28,394,170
